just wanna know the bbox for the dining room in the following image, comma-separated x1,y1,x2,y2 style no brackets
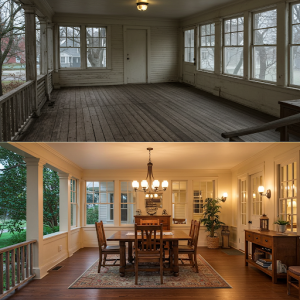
0,141,299,299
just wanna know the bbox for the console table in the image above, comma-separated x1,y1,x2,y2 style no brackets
134,215,171,230
245,229,299,283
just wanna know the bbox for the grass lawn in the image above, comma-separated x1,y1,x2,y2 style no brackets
0,232,14,249
3,63,26,70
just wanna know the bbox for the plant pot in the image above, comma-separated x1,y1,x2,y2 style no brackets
278,224,287,233
207,236,219,249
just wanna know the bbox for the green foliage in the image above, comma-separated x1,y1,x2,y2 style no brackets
9,230,26,245
86,205,99,224
274,219,290,225
201,198,225,238
0,232,14,248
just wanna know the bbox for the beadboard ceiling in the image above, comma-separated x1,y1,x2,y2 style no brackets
45,143,272,170
45,0,242,19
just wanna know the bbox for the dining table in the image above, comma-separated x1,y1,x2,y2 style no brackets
107,230,192,277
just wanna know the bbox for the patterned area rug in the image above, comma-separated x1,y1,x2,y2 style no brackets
69,255,231,289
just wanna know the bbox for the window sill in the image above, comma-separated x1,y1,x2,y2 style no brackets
71,226,81,231
59,68,112,72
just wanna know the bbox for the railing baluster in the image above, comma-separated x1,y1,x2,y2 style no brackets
21,246,24,281
5,251,9,291
16,247,20,284
26,245,29,278
0,253,3,294
11,249,15,288
30,244,33,275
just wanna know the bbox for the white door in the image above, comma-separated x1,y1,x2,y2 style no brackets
126,29,147,84
239,178,248,251
249,172,263,230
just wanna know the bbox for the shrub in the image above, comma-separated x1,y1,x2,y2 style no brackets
9,230,27,245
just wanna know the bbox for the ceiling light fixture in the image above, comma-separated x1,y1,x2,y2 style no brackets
132,148,168,199
137,1,149,11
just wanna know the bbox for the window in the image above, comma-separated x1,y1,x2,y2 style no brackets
193,180,215,220
199,23,215,71
59,26,81,68
86,181,114,225
240,180,247,225
290,3,300,86
86,27,107,68
224,17,244,76
279,162,297,232
252,174,263,216
184,29,194,63
71,179,77,227
252,9,277,82
36,17,40,76
61,57,65,63
120,181,136,224
172,181,187,223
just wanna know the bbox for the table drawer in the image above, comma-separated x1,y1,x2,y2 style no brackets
261,236,273,248
245,232,253,242
253,233,262,244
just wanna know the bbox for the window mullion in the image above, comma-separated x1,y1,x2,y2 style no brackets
81,24,87,69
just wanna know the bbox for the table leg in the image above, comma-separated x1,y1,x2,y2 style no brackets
173,240,179,277
128,242,133,263
245,240,248,266
120,241,126,277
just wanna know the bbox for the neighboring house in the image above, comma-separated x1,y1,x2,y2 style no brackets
2,36,26,64
60,38,81,68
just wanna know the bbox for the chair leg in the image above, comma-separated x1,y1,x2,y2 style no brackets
194,252,199,273
103,254,107,267
135,257,138,285
98,253,102,273
287,272,290,295
188,253,193,266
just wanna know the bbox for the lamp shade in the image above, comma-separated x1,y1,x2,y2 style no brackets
258,186,265,193
141,180,149,189
132,181,139,189
137,2,148,11
162,180,168,188
153,180,160,188
223,192,228,198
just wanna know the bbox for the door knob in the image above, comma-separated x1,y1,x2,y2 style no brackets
248,221,252,224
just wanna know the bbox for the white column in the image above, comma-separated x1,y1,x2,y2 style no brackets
214,19,222,76
24,5,38,115
47,23,54,71
39,18,48,75
244,11,251,80
53,24,60,89
277,2,288,87
58,172,72,256
24,157,45,279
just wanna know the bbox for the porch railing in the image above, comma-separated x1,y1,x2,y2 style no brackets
0,70,54,142
0,240,37,299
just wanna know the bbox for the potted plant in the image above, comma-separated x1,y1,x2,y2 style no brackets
201,198,225,249
274,219,290,233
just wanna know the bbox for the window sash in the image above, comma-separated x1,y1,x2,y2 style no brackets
199,23,215,71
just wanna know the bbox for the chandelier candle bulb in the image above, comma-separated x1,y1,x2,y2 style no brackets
153,180,160,189
141,180,148,189
258,186,265,193
132,181,139,190
162,181,168,190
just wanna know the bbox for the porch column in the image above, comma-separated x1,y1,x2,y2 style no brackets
47,23,54,71
277,2,288,87
58,172,72,257
24,157,45,279
214,19,222,76
23,5,38,116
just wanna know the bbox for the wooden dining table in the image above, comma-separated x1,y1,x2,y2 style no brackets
107,230,191,277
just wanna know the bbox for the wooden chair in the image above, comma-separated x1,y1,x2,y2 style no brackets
173,218,186,224
95,221,120,273
170,220,200,273
140,219,159,225
134,223,164,285
188,219,196,246
287,266,300,299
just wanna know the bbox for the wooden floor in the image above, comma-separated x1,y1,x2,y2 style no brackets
6,247,296,300
18,83,297,142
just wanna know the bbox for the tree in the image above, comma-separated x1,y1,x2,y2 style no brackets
0,0,25,96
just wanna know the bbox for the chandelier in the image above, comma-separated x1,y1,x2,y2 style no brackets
137,1,149,11
132,148,168,198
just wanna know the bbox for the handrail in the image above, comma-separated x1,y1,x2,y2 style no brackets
221,113,300,141
0,239,37,299
0,81,34,105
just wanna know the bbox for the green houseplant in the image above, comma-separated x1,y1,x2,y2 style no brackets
274,219,290,233
201,198,225,248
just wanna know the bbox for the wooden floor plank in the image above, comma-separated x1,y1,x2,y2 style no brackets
19,83,299,142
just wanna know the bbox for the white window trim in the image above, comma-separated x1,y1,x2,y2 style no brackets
171,180,188,225
120,181,136,226
183,28,196,64
71,178,78,228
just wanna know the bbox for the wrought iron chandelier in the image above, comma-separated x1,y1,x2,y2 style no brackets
132,148,168,198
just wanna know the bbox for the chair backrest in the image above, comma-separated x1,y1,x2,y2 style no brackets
95,221,107,249
173,218,186,224
140,219,159,225
188,220,195,245
191,220,200,248
135,224,163,254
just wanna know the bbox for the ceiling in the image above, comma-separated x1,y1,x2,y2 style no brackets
45,0,242,19
46,143,273,170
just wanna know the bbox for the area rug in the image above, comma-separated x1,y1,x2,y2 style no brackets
69,255,231,289
221,248,244,256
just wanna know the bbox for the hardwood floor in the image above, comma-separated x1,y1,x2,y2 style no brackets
6,247,296,300
18,83,297,142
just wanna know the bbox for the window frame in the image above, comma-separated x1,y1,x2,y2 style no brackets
120,181,137,225
289,2,300,88
183,28,195,64
198,22,216,72
171,180,188,224
222,15,245,78
70,178,78,228
250,7,278,84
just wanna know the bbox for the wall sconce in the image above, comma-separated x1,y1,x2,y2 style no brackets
221,193,228,202
137,1,149,11
258,186,271,199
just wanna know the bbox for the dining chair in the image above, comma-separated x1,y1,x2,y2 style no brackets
134,223,164,285
140,219,160,225
173,218,186,224
170,220,200,273
95,221,120,273
287,266,300,299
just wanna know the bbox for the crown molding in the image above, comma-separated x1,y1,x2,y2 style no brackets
19,0,54,21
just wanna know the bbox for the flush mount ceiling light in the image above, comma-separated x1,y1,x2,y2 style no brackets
132,148,168,199
137,1,149,11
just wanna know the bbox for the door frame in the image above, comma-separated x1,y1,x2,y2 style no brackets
123,26,151,84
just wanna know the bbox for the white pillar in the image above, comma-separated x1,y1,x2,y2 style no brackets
47,23,54,71
39,18,48,75
24,157,45,279
277,2,288,87
53,24,60,89
214,19,222,76
58,172,72,256
23,5,38,115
